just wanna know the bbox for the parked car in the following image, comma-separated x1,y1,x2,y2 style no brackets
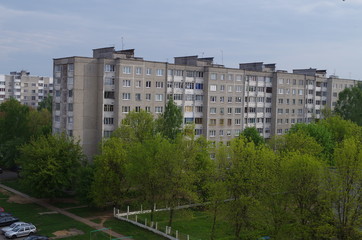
5,224,36,239
2,222,29,234
0,213,12,218
23,235,49,240
0,217,19,227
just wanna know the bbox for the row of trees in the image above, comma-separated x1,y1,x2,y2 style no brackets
0,98,52,168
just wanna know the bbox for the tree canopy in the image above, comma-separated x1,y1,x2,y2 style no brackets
17,134,85,198
335,83,362,126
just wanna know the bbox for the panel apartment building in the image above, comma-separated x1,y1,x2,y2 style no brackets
0,70,53,107
53,47,358,158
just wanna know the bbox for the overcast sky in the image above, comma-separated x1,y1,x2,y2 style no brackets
1,0,362,79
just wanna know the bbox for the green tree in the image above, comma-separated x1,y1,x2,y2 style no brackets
37,95,53,112
329,137,362,239
208,142,229,240
319,116,362,144
17,134,85,198
226,136,272,239
91,137,131,207
289,123,335,164
279,152,332,239
240,127,265,146
157,137,197,227
0,99,31,167
156,97,183,141
334,83,362,126
28,108,52,137
112,110,155,144
272,131,323,157
127,135,168,221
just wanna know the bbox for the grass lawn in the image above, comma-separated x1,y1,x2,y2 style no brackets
130,208,234,240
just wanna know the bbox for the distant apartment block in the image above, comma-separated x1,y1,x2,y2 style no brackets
0,70,53,107
53,47,359,158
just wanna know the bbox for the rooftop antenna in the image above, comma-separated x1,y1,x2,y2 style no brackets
121,37,124,50
200,52,204,58
221,50,224,65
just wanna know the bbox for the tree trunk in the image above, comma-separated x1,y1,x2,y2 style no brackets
210,203,218,240
168,207,174,227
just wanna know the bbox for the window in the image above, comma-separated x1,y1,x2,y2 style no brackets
235,119,241,125
185,106,194,112
196,106,203,112
122,106,130,113
210,73,217,80
155,106,163,113
298,99,303,104
184,118,194,124
185,82,194,89
227,97,232,103
210,85,217,91
68,103,73,112
278,88,284,94
146,81,151,88
220,107,224,114
146,93,151,100
235,108,241,114
135,93,141,101
209,130,216,137
228,86,233,92
136,67,142,75
123,66,132,74
210,107,217,114
333,92,337,97
104,118,114,125
55,65,62,72
122,93,131,100
105,77,114,85
219,130,224,136
68,64,74,72
135,106,141,112
195,129,203,135
104,104,114,112
123,80,131,87
298,89,303,95
156,69,164,76
55,103,60,111
195,118,203,124
54,116,60,122
278,99,283,104
235,97,242,103
195,83,203,89
145,106,151,112
220,85,225,91
135,80,142,88
155,94,163,101
104,131,113,138
146,68,152,75
156,82,164,88
236,75,242,81
277,108,283,114
228,74,233,81
235,85,242,92
104,91,115,99
219,119,224,125
210,96,216,102
210,119,216,125
220,96,224,103
227,107,232,114
220,74,225,81
104,65,115,72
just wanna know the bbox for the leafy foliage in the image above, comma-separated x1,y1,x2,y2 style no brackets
17,134,85,198
335,83,362,126
156,97,183,141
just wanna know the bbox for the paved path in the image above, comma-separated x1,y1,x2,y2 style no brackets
0,183,127,239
